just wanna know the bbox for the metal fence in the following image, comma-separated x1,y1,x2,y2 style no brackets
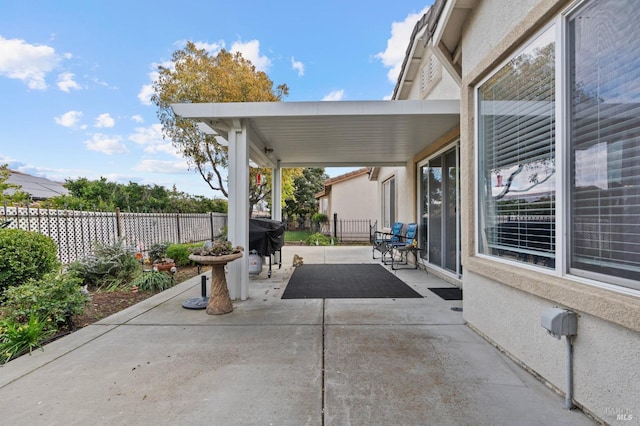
1,205,227,264
327,219,375,242
286,218,374,242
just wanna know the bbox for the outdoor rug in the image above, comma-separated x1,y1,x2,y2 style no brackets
428,287,463,301
282,264,423,299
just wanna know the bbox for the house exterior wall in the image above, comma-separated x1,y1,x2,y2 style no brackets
405,47,461,100
328,173,378,221
376,165,415,227
458,0,640,422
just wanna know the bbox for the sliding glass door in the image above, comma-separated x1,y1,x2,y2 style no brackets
420,146,460,276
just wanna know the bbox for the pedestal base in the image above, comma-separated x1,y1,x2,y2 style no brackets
188,251,242,315
206,263,233,314
182,297,209,309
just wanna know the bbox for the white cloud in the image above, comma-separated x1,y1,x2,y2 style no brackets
84,133,128,154
57,72,81,92
54,110,83,128
0,36,64,89
231,39,271,71
131,114,144,123
375,7,430,84
128,124,180,157
192,40,224,54
133,159,189,174
138,81,155,105
291,57,304,77
94,113,115,128
322,89,345,101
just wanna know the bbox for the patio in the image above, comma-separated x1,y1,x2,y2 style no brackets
0,246,594,425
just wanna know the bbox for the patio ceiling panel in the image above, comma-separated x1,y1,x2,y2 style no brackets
172,99,460,168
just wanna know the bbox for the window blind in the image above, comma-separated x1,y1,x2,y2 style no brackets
478,28,556,266
569,0,640,282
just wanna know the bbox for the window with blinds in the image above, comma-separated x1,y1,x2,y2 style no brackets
568,0,640,283
477,27,556,267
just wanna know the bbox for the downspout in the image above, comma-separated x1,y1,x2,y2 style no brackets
565,336,574,410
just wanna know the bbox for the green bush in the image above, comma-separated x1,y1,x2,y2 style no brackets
2,271,86,330
0,313,55,364
129,270,174,292
311,213,328,224
0,229,59,294
66,240,140,291
148,242,171,262
305,232,338,246
167,243,193,266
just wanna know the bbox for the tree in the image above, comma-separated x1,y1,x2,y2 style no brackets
48,177,225,213
283,168,328,225
248,167,303,217
152,42,289,211
0,164,31,205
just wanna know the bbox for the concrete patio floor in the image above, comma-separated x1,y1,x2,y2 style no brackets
0,246,594,425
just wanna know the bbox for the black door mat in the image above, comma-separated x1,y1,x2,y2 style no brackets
282,264,423,299
428,287,463,300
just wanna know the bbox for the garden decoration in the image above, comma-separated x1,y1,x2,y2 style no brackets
188,241,243,315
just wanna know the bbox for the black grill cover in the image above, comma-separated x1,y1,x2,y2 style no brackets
249,218,285,256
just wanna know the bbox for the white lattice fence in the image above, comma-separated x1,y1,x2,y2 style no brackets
1,206,227,264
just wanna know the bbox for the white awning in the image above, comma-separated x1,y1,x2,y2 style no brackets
172,99,460,168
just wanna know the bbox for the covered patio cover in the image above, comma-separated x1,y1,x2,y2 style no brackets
172,99,459,300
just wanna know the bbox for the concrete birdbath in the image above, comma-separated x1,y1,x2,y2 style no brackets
188,247,243,315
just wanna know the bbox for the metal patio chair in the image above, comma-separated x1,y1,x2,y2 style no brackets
372,222,404,260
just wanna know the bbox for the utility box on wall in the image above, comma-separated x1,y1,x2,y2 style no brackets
541,308,577,338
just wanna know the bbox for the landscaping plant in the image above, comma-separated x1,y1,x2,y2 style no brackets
66,240,140,291
0,313,55,364
2,271,87,331
0,228,59,294
305,232,338,246
166,243,197,266
129,270,174,292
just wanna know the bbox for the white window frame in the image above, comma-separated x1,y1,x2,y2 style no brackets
381,175,396,229
474,0,640,293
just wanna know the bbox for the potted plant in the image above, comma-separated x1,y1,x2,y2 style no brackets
148,242,176,272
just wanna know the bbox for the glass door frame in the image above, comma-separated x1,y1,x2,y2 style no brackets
417,143,461,278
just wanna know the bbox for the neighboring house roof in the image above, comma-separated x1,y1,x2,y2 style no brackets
315,167,371,199
5,170,69,200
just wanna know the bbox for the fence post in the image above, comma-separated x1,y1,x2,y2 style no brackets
214,212,216,241
176,212,182,243
116,207,122,239
333,213,338,239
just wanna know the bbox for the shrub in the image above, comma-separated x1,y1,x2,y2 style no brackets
2,271,86,330
167,243,193,266
311,213,328,224
66,240,140,291
305,232,338,246
148,242,171,262
129,270,174,292
0,229,59,294
0,313,55,364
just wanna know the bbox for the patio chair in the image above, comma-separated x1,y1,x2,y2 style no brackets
372,222,404,260
383,223,418,267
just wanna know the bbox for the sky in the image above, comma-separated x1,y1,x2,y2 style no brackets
0,0,432,198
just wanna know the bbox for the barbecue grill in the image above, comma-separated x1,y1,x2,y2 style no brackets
249,218,285,277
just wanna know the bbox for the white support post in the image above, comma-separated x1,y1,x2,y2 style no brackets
227,120,249,300
271,162,282,221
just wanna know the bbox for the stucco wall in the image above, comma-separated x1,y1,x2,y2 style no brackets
376,165,416,227
465,271,639,423
328,173,378,221
458,0,640,422
462,0,540,73
405,48,461,100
